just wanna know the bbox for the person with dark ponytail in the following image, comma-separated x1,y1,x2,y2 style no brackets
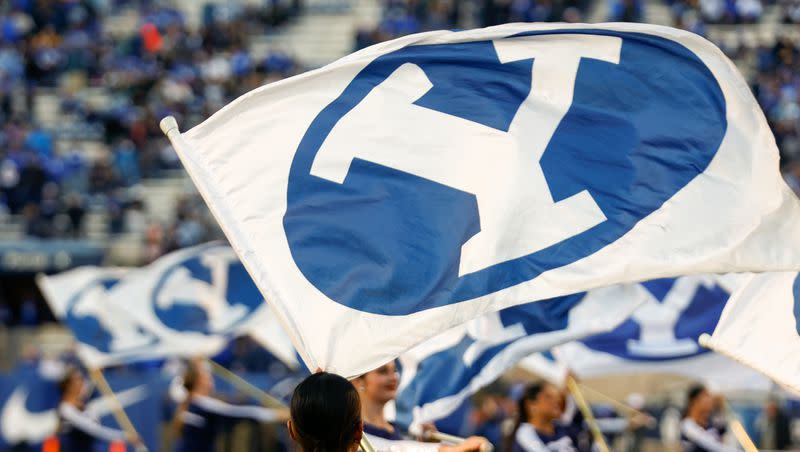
56,367,142,452
505,382,584,452
171,359,289,452
680,384,737,452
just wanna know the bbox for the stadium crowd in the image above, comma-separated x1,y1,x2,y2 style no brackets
0,0,301,249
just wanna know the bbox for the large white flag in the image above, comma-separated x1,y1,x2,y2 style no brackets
39,243,298,369
555,275,771,392
163,22,800,377
701,272,800,393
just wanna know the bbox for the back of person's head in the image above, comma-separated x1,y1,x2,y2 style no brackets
686,384,706,407
58,367,82,399
290,372,362,452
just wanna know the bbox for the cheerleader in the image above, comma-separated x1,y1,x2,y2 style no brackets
353,361,487,452
57,368,142,452
506,382,585,452
680,385,738,452
172,360,290,452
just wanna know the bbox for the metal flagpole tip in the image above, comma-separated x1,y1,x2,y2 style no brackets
160,116,179,136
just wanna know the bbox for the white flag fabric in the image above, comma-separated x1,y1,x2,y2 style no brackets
39,243,298,369
701,272,800,393
518,353,568,386
394,284,643,429
38,267,157,368
554,275,772,392
163,22,800,377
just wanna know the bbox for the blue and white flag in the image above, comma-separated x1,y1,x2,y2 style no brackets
555,275,772,392
38,267,161,368
518,352,567,385
163,23,800,377
701,272,800,393
39,243,298,369
394,284,644,429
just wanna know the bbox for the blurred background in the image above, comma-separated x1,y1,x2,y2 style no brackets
0,0,799,451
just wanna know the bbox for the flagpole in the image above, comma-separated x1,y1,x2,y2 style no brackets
566,376,610,452
729,418,758,452
88,368,147,452
421,430,494,452
206,359,287,409
577,383,654,420
360,437,377,452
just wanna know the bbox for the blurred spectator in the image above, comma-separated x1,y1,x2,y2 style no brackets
64,192,85,236
18,293,39,326
468,387,511,449
112,140,140,186
143,222,165,263
783,0,800,22
609,0,645,22
356,0,590,50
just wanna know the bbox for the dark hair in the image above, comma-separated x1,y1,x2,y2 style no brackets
504,383,546,452
686,384,707,414
58,368,82,398
290,372,362,452
182,360,201,392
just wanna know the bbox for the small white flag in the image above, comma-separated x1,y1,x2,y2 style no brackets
701,272,800,393
39,243,298,369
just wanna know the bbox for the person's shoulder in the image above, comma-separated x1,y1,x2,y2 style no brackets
514,423,545,451
58,401,78,415
680,417,701,432
363,422,404,441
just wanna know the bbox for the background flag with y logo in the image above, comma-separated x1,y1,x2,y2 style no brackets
394,284,644,430
37,267,159,368
555,275,772,392
164,22,800,377
39,243,298,369
701,272,800,393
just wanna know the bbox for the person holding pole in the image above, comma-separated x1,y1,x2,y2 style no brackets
353,361,489,451
57,367,142,452
504,382,587,452
288,370,486,452
171,359,290,452
680,385,739,452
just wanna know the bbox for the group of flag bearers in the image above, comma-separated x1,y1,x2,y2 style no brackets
27,19,800,452
40,357,747,452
